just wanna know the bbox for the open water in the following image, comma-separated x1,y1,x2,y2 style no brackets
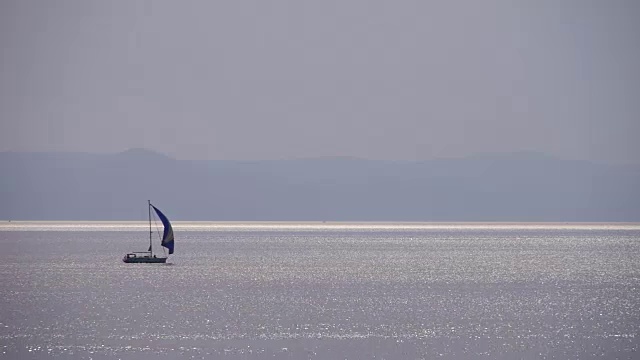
0,222,638,359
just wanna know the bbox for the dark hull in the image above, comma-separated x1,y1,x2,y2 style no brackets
123,256,167,263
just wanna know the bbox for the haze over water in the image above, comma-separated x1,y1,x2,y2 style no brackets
1,222,638,359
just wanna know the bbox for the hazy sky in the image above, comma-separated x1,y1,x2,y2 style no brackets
1,1,639,163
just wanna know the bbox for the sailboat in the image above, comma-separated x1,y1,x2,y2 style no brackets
123,201,175,263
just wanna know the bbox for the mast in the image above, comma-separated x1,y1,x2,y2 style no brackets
148,200,152,255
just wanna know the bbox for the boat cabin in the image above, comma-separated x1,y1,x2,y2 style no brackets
124,252,155,259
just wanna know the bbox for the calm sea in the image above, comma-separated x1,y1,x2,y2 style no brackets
0,222,638,359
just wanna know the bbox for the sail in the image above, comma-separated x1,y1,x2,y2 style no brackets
151,205,174,254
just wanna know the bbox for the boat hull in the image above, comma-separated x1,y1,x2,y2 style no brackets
123,255,167,263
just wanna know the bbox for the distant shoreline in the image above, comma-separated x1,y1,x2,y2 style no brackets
2,220,639,232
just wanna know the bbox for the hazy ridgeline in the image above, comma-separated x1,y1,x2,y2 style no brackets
1,149,639,221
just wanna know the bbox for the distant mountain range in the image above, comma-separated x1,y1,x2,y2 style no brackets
1,149,638,221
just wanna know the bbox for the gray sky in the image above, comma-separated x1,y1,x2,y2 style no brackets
1,1,639,163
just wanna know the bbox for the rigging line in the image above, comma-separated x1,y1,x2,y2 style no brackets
151,209,162,242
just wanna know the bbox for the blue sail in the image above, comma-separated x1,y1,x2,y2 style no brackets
151,205,174,254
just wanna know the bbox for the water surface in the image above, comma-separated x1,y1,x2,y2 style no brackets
1,222,638,359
